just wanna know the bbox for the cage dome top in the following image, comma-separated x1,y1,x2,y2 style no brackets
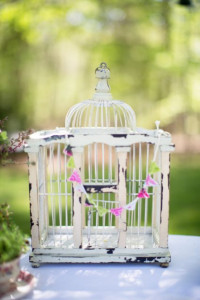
65,62,136,134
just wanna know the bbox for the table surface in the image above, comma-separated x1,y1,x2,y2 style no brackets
19,235,200,300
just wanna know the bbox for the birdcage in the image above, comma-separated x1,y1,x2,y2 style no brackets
25,62,175,268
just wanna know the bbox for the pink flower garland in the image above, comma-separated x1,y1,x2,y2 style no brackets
65,145,160,217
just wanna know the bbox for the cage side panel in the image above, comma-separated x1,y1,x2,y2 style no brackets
28,152,40,248
126,142,158,249
159,151,170,248
83,193,119,249
82,142,159,250
40,142,74,249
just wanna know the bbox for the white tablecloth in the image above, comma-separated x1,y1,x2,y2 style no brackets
20,235,200,300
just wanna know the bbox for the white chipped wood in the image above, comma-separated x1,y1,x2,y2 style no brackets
33,244,169,255
152,147,160,238
82,151,85,229
30,234,171,264
159,152,170,248
27,139,173,264
27,140,173,264
115,151,119,230
44,147,49,240
73,148,84,248
25,129,173,150
28,152,40,248
116,148,130,248
30,253,170,265
38,147,44,242
31,226,156,251
160,144,175,152
38,147,49,244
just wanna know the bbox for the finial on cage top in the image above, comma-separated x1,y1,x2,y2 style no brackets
93,62,112,100
95,62,110,79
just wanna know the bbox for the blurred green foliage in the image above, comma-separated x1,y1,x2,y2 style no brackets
0,203,27,263
0,0,200,133
0,1,200,237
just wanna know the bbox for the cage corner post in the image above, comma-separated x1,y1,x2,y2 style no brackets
159,150,170,248
116,146,130,248
73,147,84,248
152,146,160,246
38,146,49,244
28,151,40,249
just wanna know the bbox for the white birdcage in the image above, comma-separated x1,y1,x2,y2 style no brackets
25,62,175,267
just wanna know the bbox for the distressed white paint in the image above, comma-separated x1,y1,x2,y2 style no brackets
152,146,161,240
116,147,130,248
160,145,175,152
73,147,84,248
38,147,48,244
28,153,40,248
159,152,170,248
82,156,86,230
30,254,170,265
25,130,173,150
33,243,169,255
85,186,118,193
26,141,173,263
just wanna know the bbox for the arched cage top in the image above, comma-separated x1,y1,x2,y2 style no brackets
65,99,136,133
65,63,136,134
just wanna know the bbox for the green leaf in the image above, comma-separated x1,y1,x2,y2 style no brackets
97,206,109,217
149,161,160,174
0,131,8,142
67,156,75,169
86,194,96,206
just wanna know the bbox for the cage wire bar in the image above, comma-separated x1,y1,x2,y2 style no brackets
26,62,174,267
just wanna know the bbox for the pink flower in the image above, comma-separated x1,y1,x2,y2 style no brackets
110,207,123,217
63,145,72,156
68,170,82,184
145,174,158,187
138,188,150,198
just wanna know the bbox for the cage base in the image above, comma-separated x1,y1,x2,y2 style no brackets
29,248,171,267
41,228,156,249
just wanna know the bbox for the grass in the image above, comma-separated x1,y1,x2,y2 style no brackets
0,153,199,236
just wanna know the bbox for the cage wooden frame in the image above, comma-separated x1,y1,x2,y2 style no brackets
25,127,174,267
